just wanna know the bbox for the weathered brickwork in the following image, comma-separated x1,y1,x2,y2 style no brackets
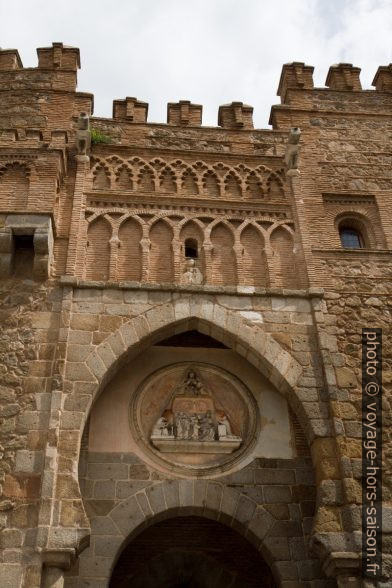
0,44,391,587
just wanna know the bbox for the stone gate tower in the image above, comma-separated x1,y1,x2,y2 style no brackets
0,44,391,587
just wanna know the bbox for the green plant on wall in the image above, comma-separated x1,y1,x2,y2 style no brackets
90,128,112,145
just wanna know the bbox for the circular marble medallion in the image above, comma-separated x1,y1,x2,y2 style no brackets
129,362,259,476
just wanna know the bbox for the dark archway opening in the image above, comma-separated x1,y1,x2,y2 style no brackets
12,234,34,278
110,516,276,588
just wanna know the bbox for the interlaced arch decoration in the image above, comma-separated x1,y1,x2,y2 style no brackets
89,156,287,200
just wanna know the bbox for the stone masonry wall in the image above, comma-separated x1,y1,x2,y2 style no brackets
0,275,61,587
66,452,331,587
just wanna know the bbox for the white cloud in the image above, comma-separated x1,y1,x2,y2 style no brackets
0,0,391,126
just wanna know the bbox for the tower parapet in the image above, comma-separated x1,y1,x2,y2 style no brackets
218,101,253,129
325,63,362,91
112,97,148,122
372,63,392,92
0,48,22,70
167,100,202,126
37,42,80,71
277,62,314,103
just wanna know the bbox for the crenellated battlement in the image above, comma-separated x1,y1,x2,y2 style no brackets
0,42,392,286
0,42,82,93
0,44,391,133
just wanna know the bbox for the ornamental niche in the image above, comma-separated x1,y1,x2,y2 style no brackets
130,363,258,475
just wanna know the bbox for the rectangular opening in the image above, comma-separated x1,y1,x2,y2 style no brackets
12,234,34,278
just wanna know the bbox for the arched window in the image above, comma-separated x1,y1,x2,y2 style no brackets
339,226,364,249
184,238,198,259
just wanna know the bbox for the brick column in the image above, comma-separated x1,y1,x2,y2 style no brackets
233,241,244,285
109,235,120,280
285,167,311,287
172,226,182,283
202,242,213,283
263,240,274,286
65,154,90,277
140,236,150,282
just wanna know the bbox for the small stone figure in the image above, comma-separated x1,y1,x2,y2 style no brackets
217,411,241,441
176,412,191,440
284,127,301,170
182,258,203,285
199,411,216,441
217,412,232,439
190,415,200,440
182,369,205,396
152,415,169,437
76,112,91,156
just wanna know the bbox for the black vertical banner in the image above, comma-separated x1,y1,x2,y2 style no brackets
362,328,382,579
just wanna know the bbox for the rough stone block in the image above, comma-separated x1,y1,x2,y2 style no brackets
136,491,153,517
91,516,121,536
65,362,95,382
263,535,291,560
128,465,150,480
79,554,114,578
220,487,239,519
110,496,145,536
146,484,166,514
115,481,151,500
88,463,129,481
66,344,92,362
93,480,116,499
163,480,180,510
86,355,106,381
234,495,257,526
93,534,123,557
0,565,22,587
97,341,116,368
70,313,100,331
205,482,222,514
193,480,207,507
179,480,193,507
263,485,292,503
255,469,296,485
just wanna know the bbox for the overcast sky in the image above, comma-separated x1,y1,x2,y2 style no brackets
0,0,391,127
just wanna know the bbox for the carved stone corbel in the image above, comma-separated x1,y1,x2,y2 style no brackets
41,548,76,588
322,551,362,587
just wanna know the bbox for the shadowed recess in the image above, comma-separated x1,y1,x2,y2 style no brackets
110,516,276,588
155,330,228,348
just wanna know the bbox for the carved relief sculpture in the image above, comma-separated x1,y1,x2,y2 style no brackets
150,368,241,454
181,258,204,285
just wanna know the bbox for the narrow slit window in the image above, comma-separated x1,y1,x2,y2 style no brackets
185,238,198,259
